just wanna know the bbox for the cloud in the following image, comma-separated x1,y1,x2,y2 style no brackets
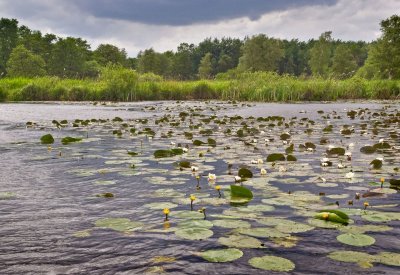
0,0,399,56
70,0,337,26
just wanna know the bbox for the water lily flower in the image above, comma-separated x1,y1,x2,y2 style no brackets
321,157,330,163
345,171,355,179
278,166,287,172
321,162,329,167
283,140,288,145
215,185,222,198
320,177,327,183
260,168,267,175
364,201,369,210
182,147,189,153
376,157,384,161
337,161,346,169
191,166,199,172
253,139,258,143
198,207,207,220
170,141,176,146
307,148,314,152
322,213,329,220
348,143,355,148
257,159,264,164
163,208,170,221
380,177,385,188
260,130,265,135
251,159,258,164
234,176,241,182
208,173,216,181
379,138,384,143
190,194,196,210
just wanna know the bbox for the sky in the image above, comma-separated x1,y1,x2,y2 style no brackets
0,0,399,57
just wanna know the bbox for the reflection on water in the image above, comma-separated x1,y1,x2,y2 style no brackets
0,101,399,274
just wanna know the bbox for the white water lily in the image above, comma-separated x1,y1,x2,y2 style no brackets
306,148,314,152
376,157,384,161
345,171,355,179
252,139,258,143
345,152,352,157
170,141,176,146
191,166,198,172
251,159,258,164
260,130,265,135
260,168,267,175
257,159,264,164
321,177,327,183
379,138,384,143
321,162,329,167
282,140,288,145
278,166,287,172
264,138,270,143
337,163,346,169
234,176,241,182
182,147,189,153
208,173,216,181
348,143,355,147
321,157,330,163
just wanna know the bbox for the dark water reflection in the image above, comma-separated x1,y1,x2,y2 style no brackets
0,101,399,274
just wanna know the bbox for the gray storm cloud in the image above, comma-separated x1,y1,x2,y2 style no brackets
69,0,338,25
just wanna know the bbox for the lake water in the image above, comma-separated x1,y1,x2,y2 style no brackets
0,101,399,274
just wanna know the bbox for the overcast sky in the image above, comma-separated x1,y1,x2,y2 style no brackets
0,0,399,56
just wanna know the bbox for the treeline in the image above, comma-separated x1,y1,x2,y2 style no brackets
0,15,399,81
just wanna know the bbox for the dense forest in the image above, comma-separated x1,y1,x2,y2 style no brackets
0,15,399,102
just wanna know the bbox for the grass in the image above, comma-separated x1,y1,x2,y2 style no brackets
0,71,399,102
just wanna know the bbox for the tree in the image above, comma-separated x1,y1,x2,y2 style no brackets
0,18,19,75
6,45,46,77
48,37,90,77
170,43,195,80
331,44,358,79
198,53,213,79
361,15,400,79
217,53,233,73
309,31,333,78
137,48,171,77
93,44,127,66
81,60,101,78
238,34,284,72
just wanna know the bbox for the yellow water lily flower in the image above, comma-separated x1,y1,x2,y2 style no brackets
322,213,329,220
190,194,196,201
163,208,170,215
215,185,221,190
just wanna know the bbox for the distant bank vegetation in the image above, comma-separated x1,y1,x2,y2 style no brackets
0,15,399,102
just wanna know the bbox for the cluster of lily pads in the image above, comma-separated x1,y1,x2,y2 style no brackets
27,101,400,272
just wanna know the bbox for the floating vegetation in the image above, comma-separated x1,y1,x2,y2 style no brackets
195,248,243,263
61,136,82,145
40,134,54,144
248,256,295,272
266,153,286,162
336,233,376,247
154,148,184,158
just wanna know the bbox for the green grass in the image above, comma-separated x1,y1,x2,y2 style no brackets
0,72,399,102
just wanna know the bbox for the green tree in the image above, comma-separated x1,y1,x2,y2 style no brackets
331,44,358,79
6,45,46,77
198,53,213,79
93,44,127,66
170,43,195,80
217,53,233,73
309,31,333,78
361,15,400,79
81,60,101,78
137,48,171,77
48,37,90,77
0,18,19,75
238,34,284,72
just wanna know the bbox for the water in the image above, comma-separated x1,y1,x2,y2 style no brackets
0,101,399,274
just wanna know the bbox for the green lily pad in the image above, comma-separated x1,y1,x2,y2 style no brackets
218,234,264,248
238,168,253,178
40,134,54,144
360,146,376,154
213,219,251,229
95,218,143,232
266,153,286,162
336,233,375,247
230,185,253,204
248,256,295,272
61,136,82,145
143,202,178,210
236,227,290,238
328,250,374,266
375,252,400,266
339,225,392,234
275,221,315,233
175,227,213,240
178,220,213,229
196,248,243,263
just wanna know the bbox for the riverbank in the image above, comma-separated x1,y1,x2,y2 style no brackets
0,72,399,102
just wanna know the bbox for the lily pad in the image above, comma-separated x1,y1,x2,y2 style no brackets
236,227,290,238
266,153,286,162
213,219,251,229
218,234,264,248
238,168,253,178
230,185,253,204
95,218,143,232
61,136,82,145
336,233,375,247
143,202,178,210
40,134,54,144
248,256,295,272
175,227,213,240
196,248,243,263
